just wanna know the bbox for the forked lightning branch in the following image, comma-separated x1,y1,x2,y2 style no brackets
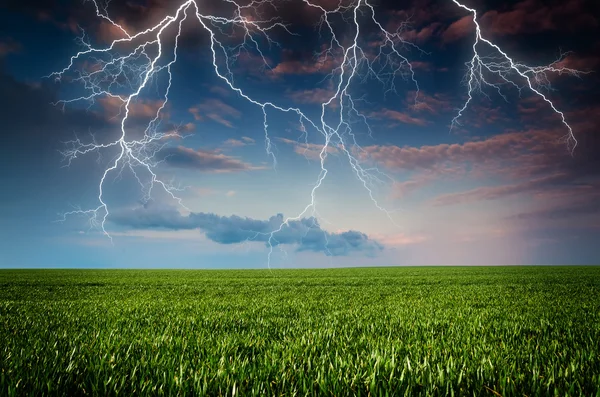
50,0,584,262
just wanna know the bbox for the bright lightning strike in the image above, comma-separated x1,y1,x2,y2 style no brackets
50,0,584,265
450,0,585,154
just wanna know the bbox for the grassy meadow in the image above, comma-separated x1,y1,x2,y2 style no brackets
1,266,599,396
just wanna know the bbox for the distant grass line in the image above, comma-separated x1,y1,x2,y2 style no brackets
1,266,599,396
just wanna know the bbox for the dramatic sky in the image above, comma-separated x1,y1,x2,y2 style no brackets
0,0,598,268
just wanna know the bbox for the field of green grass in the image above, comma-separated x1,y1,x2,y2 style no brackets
1,266,599,396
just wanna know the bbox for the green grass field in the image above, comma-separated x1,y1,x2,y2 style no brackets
1,267,599,396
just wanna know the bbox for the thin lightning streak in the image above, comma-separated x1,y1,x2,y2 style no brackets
51,0,584,265
450,0,586,155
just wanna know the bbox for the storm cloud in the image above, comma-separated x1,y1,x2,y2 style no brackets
111,205,383,256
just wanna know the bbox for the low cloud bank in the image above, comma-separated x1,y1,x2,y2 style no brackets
111,206,383,256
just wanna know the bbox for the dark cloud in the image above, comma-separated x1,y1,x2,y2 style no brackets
0,37,21,57
509,186,600,221
441,15,474,43
480,0,599,36
110,205,384,256
432,173,575,206
0,62,117,228
0,63,110,172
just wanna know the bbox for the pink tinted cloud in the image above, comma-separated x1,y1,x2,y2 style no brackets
553,53,600,72
0,38,21,57
453,101,513,130
223,137,255,148
209,85,232,98
272,59,334,75
301,0,357,17
515,95,565,126
95,20,133,42
182,122,195,131
272,51,338,75
159,146,260,173
370,109,429,127
188,99,241,128
385,0,448,30
370,232,428,247
368,115,598,210
98,97,169,121
390,165,465,198
432,173,571,206
400,22,443,44
530,184,596,202
277,137,338,161
223,139,247,147
392,177,435,199
517,96,547,115
408,91,453,115
409,61,434,71
442,15,474,43
509,187,600,222
36,11,79,35
368,91,452,130
286,88,337,106
361,129,562,172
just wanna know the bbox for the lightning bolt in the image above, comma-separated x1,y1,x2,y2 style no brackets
450,0,586,154
50,0,584,265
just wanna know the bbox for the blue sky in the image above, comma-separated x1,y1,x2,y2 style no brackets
0,0,599,267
